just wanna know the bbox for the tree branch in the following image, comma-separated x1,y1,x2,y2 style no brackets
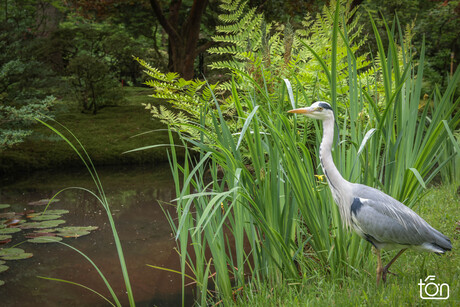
195,40,215,55
184,0,209,33
149,0,179,39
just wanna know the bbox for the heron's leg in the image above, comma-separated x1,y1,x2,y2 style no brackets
381,248,407,282
373,247,383,286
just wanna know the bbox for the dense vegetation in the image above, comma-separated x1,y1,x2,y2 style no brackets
147,1,459,305
1,0,459,306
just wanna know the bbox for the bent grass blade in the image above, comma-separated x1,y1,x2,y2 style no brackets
35,118,134,306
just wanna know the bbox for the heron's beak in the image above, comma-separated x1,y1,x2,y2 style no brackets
288,107,311,114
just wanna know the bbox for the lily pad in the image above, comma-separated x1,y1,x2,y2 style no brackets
20,220,66,229
18,222,42,229
1,253,33,260
25,232,56,238
0,212,16,219
0,235,12,241
31,214,62,221
42,209,69,215
0,264,8,273
0,248,33,260
0,247,24,256
28,199,60,206
33,228,57,233
0,280,4,286
3,218,24,227
61,226,98,232
0,228,21,234
56,226,98,238
0,239,11,245
58,230,90,238
0,205,10,210
27,236,62,244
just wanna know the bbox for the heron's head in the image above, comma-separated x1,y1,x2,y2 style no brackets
288,101,333,121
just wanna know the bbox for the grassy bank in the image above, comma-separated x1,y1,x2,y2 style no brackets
0,87,177,175
228,184,459,306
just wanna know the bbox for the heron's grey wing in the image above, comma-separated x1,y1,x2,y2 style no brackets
350,185,451,252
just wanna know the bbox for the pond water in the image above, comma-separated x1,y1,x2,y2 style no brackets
0,164,194,306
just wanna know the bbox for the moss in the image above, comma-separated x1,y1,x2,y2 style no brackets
0,87,183,175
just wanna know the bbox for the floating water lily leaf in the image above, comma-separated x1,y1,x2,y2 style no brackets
31,214,62,221
0,212,16,219
18,222,42,229
20,220,66,229
0,228,21,234
26,213,40,218
25,232,56,238
1,253,33,260
0,247,24,256
0,247,33,260
27,236,62,244
3,218,24,227
56,226,98,238
0,280,4,286
42,209,69,215
0,264,8,273
33,228,57,233
59,226,98,232
0,235,12,241
35,220,66,228
58,230,90,238
28,199,60,206
0,205,10,209
0,239,11,245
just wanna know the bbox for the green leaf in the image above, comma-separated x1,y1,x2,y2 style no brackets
27,236,63,244
409,168,426,189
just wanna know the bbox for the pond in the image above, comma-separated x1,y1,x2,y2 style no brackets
0,164,194,307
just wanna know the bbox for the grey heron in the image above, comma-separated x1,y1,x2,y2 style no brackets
288,101,452,285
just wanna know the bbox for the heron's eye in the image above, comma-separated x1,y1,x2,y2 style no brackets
317,107,323,111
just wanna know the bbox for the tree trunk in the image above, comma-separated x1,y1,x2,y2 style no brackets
150,0,209,80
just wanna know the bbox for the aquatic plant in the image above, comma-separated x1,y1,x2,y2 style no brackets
32,119,135,306
0,204,98,287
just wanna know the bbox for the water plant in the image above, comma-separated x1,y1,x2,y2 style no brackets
32,119,136,306
0,203,98,287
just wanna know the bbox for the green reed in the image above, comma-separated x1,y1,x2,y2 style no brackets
36,119,135,307
162,3,459,305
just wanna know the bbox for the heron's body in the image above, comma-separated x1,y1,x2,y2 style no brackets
289,101,452,285
350,184,451,253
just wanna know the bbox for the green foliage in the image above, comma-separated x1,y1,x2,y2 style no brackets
360,0,460,96
139,0,374,142
208,0,372,101
0,1,58,149
140,1,460,305
56,16,160,83
0,96,56,149
227,184,460,306
37,118,136,306
413,0,460,95
66,54,124,114
135,57,222,140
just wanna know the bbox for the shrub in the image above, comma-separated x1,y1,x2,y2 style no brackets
66,54,124,114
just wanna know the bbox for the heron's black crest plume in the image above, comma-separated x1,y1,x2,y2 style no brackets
318,102,333,111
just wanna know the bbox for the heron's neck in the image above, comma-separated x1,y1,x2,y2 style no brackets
319,118,348,190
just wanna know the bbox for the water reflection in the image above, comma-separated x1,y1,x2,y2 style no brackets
0,164,193,306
